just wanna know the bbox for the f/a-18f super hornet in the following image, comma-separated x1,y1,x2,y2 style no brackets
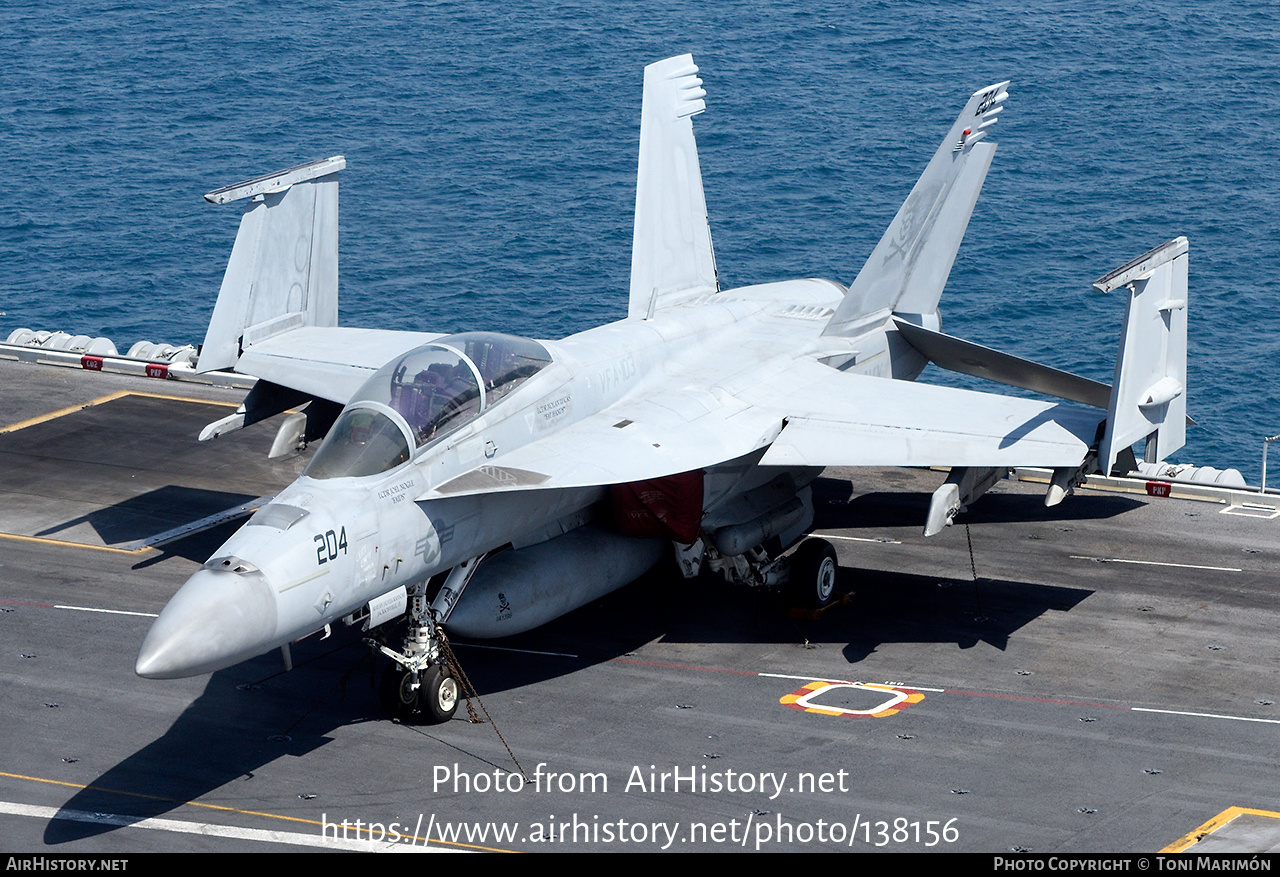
136,55,1189,723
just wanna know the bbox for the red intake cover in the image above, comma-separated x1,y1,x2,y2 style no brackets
611,470,705,545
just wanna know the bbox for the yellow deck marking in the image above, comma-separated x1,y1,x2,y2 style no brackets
0,770,515,853
0,391,131,434
1162,805,1280,852
0,391,242,554
0,389,237,435
122,390,241,408
0,531,148,555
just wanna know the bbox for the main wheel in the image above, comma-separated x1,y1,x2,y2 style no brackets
789,538,839,609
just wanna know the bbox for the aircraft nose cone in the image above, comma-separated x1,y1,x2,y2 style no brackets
136,566,278,679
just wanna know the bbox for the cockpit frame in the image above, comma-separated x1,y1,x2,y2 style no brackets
304,332,552,481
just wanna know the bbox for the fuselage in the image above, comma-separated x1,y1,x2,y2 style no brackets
136,277,935,679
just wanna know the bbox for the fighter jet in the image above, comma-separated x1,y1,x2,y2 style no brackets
135,55,1189,724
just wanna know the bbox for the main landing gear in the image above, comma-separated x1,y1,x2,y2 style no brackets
697,533,841,611
788,538,838,610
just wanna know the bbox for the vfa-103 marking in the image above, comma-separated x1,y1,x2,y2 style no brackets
136,57,1189,723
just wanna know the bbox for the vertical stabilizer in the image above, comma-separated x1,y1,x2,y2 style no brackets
628,55,718,319
198,156,345,373
1096,237,1189,474
824,82,1008,336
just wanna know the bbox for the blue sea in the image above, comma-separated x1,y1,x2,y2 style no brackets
3,1,1278,479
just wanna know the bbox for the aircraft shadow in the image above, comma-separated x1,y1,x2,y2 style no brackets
831,569,1091,662
439,557,1094,686
44,560,1089,844
47,476,1099,843
44,606,667,844
35,485,257,547
43,638,372,845
131,518,252,566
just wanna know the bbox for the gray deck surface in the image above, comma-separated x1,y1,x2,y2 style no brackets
1,359,1276,853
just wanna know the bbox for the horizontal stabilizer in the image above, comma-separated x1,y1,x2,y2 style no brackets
893,317,1112,409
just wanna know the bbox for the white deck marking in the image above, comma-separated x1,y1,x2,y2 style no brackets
1070,555,1242,572
55,604,159,618
757,672,944,692
794,682,911,715
0,800,456,852
1131,707,1280,725
761,673,1277,725
815,533,902,544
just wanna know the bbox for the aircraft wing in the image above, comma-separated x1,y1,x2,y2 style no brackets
747,359,1100,468
426,357,1101,498
235,326,444,404
429,394,783,496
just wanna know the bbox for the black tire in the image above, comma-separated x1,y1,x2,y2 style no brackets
378,664,458,724
422,664,460,723
379,664,422,721
790,538,839,609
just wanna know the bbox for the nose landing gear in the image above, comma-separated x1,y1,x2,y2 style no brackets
380,661,459,724
371,574,461,724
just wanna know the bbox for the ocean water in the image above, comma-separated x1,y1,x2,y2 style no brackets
2,1,1278,479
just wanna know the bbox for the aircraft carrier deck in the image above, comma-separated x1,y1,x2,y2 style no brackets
2,357,1278,854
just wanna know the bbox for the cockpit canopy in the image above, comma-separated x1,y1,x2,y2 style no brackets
304,332,552,480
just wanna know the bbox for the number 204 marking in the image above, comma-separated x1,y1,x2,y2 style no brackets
315,527,348,565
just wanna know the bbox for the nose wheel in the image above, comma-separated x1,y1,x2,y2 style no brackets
379,663,459,724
